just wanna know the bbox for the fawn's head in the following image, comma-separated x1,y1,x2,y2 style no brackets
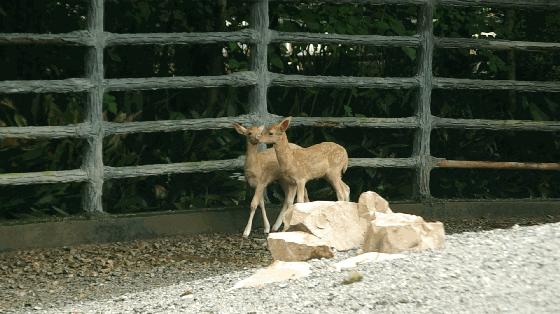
233,123,264,145
259,117,291,145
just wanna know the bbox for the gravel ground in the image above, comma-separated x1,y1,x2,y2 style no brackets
0,234,271,313
2,216,560,313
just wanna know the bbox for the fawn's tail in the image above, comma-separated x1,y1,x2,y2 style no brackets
342,156,348,174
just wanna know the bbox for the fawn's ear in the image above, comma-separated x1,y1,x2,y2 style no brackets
278,117,292,132
232,123,247,135
256,125,265,134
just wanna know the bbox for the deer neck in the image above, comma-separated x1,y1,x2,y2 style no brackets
273,133,295,171
244,140,259,168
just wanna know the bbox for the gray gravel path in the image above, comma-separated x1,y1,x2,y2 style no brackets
39,222,560,314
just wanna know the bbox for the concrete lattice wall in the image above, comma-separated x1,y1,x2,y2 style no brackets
0,0,559,215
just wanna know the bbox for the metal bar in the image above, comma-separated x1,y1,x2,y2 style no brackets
104,159,245,179
270,31,421,47
434,117,560,131
105,29,258,46
434,77,560,92
349,157,418,168
438,0,560,9
0,124,92,139
81,0,105,214
270,73,420,89
0,169,88,185
436,37,560,51
0,31,92,45
104,72,257,91
412,0,435,200
0,78,93,94
436,159,560,171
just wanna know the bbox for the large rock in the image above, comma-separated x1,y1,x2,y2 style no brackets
358,191,392,220
232,261,311,289
284,201,368,251
267,231,334,262
362,212,445,253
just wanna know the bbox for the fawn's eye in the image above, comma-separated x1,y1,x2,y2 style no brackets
269,132,273,135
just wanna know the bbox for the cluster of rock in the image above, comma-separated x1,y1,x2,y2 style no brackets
268,191,445,261
233,191,445,289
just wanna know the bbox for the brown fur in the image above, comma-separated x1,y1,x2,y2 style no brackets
258,117,350,231
233,123,309,237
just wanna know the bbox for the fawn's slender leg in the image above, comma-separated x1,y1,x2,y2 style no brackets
273,184,296,232
326,174,346,201
242,204,257,238
342,181,350,201
336,178,349,201
335,179,346,201
296,180,306,203
304,188,310,202
272,182,289,232
251,184,265,212
259,197,270,234
243,184,265,238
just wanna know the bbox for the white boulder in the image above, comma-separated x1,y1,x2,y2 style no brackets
362,212,445,253
284,201,368,251
358,191,393,219
267,231,334,262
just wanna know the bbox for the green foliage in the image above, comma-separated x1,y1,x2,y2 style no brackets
269,2,417,36
1,1,559,219
0,0,88,33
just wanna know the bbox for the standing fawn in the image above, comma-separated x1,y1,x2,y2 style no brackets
258,117,350,231
233,123,309,238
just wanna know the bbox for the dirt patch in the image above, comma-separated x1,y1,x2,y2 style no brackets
436,214,560,234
